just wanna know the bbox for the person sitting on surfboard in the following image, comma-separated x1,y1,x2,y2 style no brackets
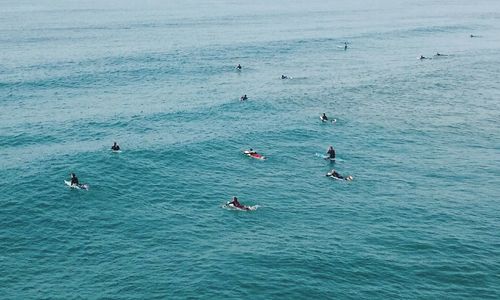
236,64,242,70
240,94,248,101
344,42,348,51
70,173,79,186
229,196,247,210
327,146,336,159
111,142,120,151
321,113,328,121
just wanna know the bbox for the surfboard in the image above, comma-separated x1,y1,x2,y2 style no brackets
315,153,336,162
64,180,89,190
326,174,353,181
244,150,266,160
223,202,258,211
320,117,337,123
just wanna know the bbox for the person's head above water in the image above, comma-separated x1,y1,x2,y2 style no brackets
71,173,76,177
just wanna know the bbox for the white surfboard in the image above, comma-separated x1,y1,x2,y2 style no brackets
64,180,89,190
320,117,337,123
223,202,258,211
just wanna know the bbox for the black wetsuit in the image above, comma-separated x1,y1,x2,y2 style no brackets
327,148,336,159
230,200,245,209
331,171,343,179
71,176,79,185
111,145,120,151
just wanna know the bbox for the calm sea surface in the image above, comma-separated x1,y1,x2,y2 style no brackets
1,0,500,298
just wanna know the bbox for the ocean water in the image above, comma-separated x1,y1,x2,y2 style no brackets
1,0,500,298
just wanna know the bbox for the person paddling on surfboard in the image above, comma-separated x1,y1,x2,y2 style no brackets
326,169,343,179
240,94,248,101
111,142,120,151
326,146,336,160
326,169,353,181
246,148,256,154
321,113,328,122
70,173,79,186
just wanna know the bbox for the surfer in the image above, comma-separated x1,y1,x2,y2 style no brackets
326,145,336,159
70,173,79,186
326,169,343,179
419,55,428,60
111,142,120,151
236,64,242,70
344,42,348,51
240,94,248,101
245,148,257,154
320,113,328,121
326,169,353,181
281,74,288,79
470,34,476,38
228,196,247,210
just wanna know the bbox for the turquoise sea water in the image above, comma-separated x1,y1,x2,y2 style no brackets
1,0,500,298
